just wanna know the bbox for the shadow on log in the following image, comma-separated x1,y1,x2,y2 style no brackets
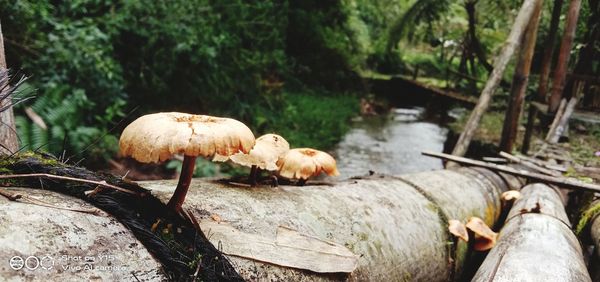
472,183,591,281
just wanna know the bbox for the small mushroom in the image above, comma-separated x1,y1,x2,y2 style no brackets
501,190,522,202
448,219,469,242
119,112,255,211
277,148,339,185
465,217,498,251
223,134,290,186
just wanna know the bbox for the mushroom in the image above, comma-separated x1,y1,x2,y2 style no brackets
277,148,339,185
501,190,522,202
119,112,255,211
448,219,469,242
217,134,289,186
465,217,498,251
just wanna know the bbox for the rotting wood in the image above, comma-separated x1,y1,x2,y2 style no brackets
472,183,591,281
422,151,600,193
499,0,543,153
140,168,518,281
450,0,541,160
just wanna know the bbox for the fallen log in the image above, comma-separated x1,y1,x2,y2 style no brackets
140,168,516,281
472,183,591,281
422,151,600,193
0,187,166,281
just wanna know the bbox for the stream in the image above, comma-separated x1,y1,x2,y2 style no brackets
334,106,449,179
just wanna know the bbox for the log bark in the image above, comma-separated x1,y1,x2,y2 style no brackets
0,187,166,280
548,0,583,114
499,0,543,153
0,21,18,154
472,183,591,281
451,0,541,159
139,169,516,281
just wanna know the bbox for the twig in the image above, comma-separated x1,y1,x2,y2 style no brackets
0,173,144,196
422,151,600,193
0,188,102,215
499,151,562,176
0,188,21,200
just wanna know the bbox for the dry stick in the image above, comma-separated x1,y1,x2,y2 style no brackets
422,151,600,193
547,96,579,143
499,151,561,177
545,98,568,141
512,153,568,172
0,188,102,215
450,0,540,162
0,173,143,196
499,0,543,153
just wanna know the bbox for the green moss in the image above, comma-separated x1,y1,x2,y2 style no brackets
576,201,600,236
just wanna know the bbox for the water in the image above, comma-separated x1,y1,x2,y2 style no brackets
334,107,448,179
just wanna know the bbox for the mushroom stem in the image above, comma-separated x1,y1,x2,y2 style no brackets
249,165,258,187
167,155,197,211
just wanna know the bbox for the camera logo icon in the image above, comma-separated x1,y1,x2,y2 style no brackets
9,256,24,270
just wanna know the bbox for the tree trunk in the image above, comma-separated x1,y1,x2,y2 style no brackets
0,21,18,154
450,0,541,160
472,183,591,281
547,0,583,114
521,0,565,154
140,169,518,281
499,0,543,153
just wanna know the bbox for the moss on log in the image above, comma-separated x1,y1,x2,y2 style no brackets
140,168,516,281
472,183,591,282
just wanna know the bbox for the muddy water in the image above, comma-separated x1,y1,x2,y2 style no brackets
334,107,448,179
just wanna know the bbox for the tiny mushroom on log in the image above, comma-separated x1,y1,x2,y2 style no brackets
501,190,522,202
119,112,255,211
277,148,339,185
215,134,289,186
466,217,498,251
448,219,469,242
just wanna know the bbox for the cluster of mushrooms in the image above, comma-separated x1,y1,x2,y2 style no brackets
119,112,339,211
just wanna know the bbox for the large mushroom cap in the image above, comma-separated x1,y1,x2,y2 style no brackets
119,112,255,163
465,217,498,251
226,134,290,171
277,148,340,180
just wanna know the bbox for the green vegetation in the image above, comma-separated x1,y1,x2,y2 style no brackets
2,0,598,174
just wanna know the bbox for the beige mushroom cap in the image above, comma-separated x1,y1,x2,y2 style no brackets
448,219,469,242
277,148,340,180
466,217,498,251
222,134,290,171
119,112,255,163
501,190,522,202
